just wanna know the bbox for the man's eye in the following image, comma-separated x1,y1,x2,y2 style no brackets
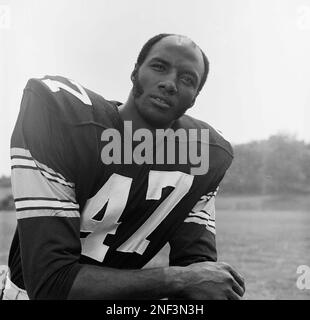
151,64,165,71
180,75,195,86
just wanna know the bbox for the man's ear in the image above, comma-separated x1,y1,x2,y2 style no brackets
131,64,139,83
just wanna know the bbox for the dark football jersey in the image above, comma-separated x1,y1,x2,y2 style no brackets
8,75,233,299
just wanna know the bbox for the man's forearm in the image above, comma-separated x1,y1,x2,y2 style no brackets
67,264,182,300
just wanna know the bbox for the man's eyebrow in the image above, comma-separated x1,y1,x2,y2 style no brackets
149,57,170,65
182,69,198,78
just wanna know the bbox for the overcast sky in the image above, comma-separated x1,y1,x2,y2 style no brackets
1,0,310,175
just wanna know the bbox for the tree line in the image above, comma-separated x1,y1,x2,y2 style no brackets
220,134,310,195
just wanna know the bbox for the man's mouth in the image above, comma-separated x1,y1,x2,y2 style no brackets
149,95,172,110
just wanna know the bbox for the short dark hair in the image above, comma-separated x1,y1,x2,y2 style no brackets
136,33,209,94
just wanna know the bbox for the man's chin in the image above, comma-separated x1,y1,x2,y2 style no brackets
144,118,171,129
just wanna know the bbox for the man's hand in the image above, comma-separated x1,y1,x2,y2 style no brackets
171,261,245,300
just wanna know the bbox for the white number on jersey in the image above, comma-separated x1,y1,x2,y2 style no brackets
81,171,194,262
117,171,193,254
80,174,132,262
41,78,92,105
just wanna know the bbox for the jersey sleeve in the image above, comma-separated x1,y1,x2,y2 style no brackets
10,80,85,299
168,123,233,267
168,172,226,266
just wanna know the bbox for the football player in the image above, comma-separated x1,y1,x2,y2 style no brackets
4,33,245,300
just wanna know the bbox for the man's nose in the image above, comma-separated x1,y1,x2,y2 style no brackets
158,74,178,95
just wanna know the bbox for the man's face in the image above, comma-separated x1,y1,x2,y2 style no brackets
132,36,205,128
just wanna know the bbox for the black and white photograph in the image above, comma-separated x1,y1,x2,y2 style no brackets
0,0,309,305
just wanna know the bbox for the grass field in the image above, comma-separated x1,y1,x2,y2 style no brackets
0,210,16,266
1,195,310,300
216,209,310,300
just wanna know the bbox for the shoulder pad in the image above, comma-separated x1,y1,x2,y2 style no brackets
24,75,115,126
176,114,233,158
